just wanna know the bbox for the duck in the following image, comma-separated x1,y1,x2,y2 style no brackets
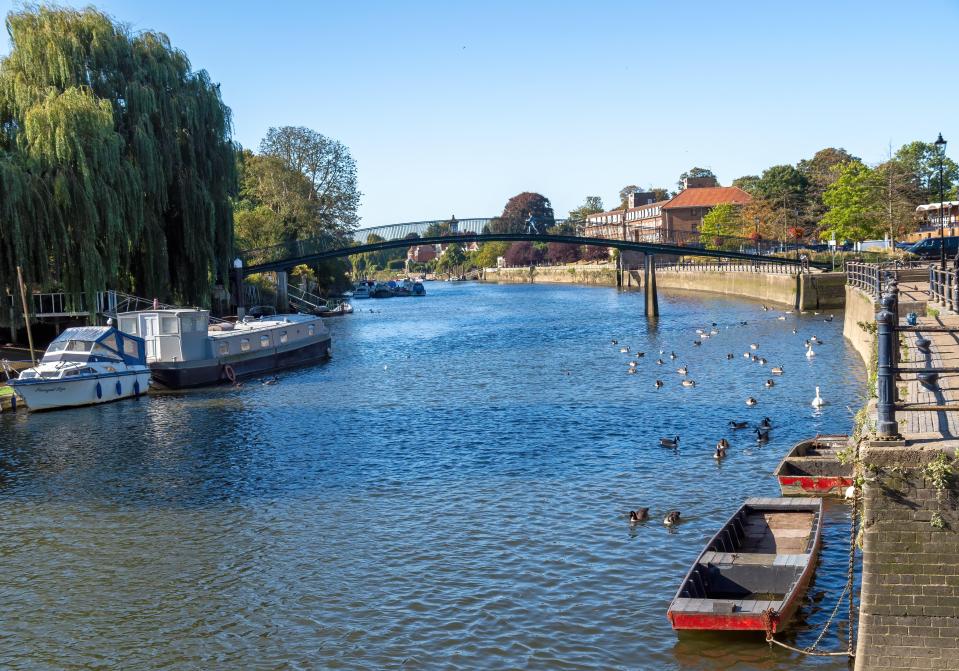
635,352,645,358
784,310,794,314
700,333,710,339
681,379,696,387
717,438,730,450
811,386,826,407
771,365,784,375
791,329,798,334
739,321,748,326
750,343,759,350
663,511,682,526
629,508,649,523
669,352,677,360
626,368,637,375
262,376,279,386
714,443,728,459
759,417,772,429
692,340,702,346
696,328,705,335
761,305,769,311
758,357,767,365
729,420,749,429
611,339,618,345
628,360,638,368
777,315,786,321
656,358,664,365
620,346,630,353
710,329,719,336
823,315,834,322
764,379,775,388
755,427,770,442
745,397,758,406
726,353,734,359
743,352,751,359
806,344,816,358
654,380,664,389
751,354,759,362
660,436,680,448
677,365,688,375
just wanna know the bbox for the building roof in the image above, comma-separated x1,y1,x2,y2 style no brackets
662,186,752,209
916,201,959,212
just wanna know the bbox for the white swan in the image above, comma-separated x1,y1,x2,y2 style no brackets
811,386,826,407
805,344,816,358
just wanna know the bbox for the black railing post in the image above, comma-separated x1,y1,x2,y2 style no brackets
876,290,901,440
953,269,959,314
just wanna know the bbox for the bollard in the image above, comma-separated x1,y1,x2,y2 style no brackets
876,292,900,439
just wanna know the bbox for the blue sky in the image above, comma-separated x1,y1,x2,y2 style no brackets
1,1,957,227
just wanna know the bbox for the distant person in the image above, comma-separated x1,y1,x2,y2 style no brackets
799,253,809,273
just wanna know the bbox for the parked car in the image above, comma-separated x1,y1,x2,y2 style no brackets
905,236,959,259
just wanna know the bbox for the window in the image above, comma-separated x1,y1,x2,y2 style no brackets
308,324,315,336
66,340,93,352
240,338,251,352
100,334,118,352
160,316,178,334
218,341,230,356
280,331,288,344
260,335,271,348
123,338,139,358
119,318,137,335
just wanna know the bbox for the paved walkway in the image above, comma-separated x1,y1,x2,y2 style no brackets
892,281,959,445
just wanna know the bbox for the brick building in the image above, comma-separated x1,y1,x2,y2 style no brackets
661,180,752,240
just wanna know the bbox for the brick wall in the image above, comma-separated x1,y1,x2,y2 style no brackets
856,444,959,670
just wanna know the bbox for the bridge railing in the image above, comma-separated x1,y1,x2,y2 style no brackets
654,259,802,274
929,267,958,312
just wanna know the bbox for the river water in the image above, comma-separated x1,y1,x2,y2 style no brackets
0,281,866,670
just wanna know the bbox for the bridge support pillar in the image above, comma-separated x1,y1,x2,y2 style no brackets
276,271,289,312
644,254,659,318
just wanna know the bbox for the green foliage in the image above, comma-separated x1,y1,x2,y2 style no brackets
924,452,955,491
820,161,886,241
567,196,604,228
437,243,466,272
700,203,745,247
677,167,716,191
473,241,510,268
0,5,236,303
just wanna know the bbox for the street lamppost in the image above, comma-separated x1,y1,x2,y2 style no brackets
935,133,947,270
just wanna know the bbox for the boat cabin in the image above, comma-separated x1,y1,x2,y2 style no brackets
117,309,210,363
39,326,145,367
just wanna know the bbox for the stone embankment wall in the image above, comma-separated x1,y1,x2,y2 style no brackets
482,265,846,310
855,443,959,671
843,285,877,366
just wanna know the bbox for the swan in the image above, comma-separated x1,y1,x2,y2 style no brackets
681,379,696,387
745,397,758,406
806,344,816,358
629,508,649,523
811,386,826,407
663,511,682,526
771,365,784,375
660,436,680,448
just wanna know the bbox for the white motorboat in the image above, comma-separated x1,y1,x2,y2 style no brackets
353,281,372,299
10,326,150,411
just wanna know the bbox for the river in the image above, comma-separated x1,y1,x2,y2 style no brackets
0,281,866,670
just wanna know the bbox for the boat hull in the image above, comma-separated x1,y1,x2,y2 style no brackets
149,335,331,389
11,370,151,411
774,435,852,496
667,498,823,633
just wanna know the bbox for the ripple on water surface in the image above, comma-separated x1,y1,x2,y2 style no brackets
0,282,864,670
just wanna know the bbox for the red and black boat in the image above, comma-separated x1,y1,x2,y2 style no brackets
774,435,852,496
667,497,823,633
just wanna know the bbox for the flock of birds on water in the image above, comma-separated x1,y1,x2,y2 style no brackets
615,304,837,528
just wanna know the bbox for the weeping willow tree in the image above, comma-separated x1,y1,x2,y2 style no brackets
0,5,236,303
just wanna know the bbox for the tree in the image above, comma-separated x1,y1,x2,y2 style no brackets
437,243,466,273
796,147,859,233
0,5,236,302
732,175,761,194
486,192,555,234
581,245,610,261
891,140,959,204
754,165,809,241
503,241,543,266
820,161,886,241
649,187,672,202
473,241,510,268
618,185,641,206
700,203,745,247
424,220,453,238
259,126,361,232
677,167,716,191
567,196,604,230
546,242,580,264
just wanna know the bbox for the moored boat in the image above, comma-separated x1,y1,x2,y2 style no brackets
774,435,852,496
667,497,823,634
116,309,331,389
411,281,426,296
9,326,151,411
318,301,354,317
353,281,373,299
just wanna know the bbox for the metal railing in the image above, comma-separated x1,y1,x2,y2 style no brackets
288,285,334,313
928,267,958,312
654,260,803,274
846,261,931,301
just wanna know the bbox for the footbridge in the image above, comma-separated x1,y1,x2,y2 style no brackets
236,220,826,317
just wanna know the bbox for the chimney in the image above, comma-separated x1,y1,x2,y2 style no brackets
683,176,719,190
627,191,656,208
